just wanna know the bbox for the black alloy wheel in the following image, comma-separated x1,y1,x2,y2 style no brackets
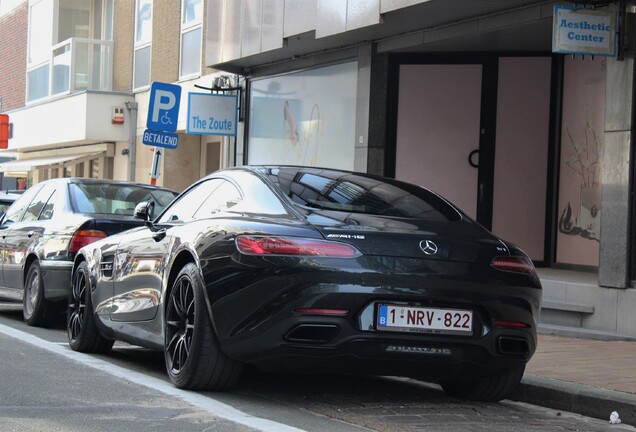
165,263,242,390
67,261,113,353
440,365,525,402
23,261,57,327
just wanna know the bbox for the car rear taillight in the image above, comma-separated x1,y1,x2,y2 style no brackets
491,256,536,275
236,235,361,258
69,229,108,253
495,320,531,329
294,308,349,316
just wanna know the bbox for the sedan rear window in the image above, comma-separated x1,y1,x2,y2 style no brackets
69,183,177,216
261,167,461,222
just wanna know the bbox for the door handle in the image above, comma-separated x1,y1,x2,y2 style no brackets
479,183,484,202
468,149,479,168
152,228,167,242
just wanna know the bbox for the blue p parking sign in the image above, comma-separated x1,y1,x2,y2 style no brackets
147,82,181,133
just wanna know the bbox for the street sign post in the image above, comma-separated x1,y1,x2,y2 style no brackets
142,82,182,184
150,147,163,185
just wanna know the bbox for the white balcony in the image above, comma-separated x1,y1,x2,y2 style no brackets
27,38,114,103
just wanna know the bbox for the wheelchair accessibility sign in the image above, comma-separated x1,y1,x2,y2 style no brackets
144,82,181,148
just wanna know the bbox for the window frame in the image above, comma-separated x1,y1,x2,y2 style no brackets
133,0,153,90
179,0,203,79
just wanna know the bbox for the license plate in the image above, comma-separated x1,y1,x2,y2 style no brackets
377,304,473,335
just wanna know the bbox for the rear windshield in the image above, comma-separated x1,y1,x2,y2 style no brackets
69,183,177,216
259,167,461,222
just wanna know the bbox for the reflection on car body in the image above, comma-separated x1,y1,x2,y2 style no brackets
0,178,178,327
68,166,542,402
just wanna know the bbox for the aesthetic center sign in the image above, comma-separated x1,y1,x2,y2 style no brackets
553,5,617,57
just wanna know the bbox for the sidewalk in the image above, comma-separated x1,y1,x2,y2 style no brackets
511,334,636,426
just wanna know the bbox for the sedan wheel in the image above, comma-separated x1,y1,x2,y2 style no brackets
440,366,525,402
23,261,57,327
67,261,114,353
165,263,243,390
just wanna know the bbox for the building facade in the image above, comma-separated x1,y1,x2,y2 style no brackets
204,0,636,339
1,0,635,338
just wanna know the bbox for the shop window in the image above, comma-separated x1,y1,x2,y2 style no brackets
556,57,606,267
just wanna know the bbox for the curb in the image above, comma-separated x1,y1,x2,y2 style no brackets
511,374,636,426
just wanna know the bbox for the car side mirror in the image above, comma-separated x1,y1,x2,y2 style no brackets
134,201,155,227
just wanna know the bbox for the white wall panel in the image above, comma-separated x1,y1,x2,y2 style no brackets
346,0,380,31
262,0,284,52
222,0,243,62
242,0,263,57
205,0,224,65
283,0,316,37
316,0,346,38
380,0,428,13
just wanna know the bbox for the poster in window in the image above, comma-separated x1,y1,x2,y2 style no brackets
247,62,357,170
556,56,605,266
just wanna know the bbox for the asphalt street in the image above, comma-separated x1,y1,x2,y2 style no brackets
0,303,634,432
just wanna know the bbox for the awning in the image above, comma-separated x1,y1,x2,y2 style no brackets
0,152,105,175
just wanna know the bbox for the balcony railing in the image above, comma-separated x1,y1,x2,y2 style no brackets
27,38,114,103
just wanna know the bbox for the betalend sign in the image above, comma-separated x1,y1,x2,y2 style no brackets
187,93,238,136
553,5,617,57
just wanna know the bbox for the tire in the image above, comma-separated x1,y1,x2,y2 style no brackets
440,366,525,402
23,261,57,327
67,261,114,353
165,263,243,390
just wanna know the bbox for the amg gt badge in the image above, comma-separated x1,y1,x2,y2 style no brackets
419,240,438,255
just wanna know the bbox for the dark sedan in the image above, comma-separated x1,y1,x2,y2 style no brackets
0,178,178,327
67,166,541,401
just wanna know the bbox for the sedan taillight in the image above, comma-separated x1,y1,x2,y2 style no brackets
491,256,536,275
236,235,361,258
69,229,108,253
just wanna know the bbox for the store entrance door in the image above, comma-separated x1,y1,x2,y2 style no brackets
393,57,551,262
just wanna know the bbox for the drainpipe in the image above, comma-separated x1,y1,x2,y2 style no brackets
125,100,138,182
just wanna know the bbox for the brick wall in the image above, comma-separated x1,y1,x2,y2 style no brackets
0,1,27,112
113,0,134,92
152,0,180,84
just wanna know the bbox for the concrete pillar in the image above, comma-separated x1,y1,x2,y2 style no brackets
599,12,635,288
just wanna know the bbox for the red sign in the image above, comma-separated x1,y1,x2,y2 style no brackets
0,114,9,149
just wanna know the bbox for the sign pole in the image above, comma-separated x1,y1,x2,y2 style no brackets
150,147,162,186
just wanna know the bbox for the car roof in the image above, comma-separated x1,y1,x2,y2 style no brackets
38,177,176,192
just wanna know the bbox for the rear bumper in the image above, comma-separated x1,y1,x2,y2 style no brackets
40,260,73,302
206,255,541,380
221,311,536,381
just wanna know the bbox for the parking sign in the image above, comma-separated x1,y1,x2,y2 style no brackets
147,82,181,132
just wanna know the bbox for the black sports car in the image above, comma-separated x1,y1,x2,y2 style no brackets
68,166,541,401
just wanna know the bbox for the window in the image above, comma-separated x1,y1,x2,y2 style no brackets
193,181,242,219
27,0,54,102
22,184,56,222
158,179,223,223
27,0,114,101
68,182,177,216
1,185,44,225
261,167,461,221
180,0,202,78
134,0,153,89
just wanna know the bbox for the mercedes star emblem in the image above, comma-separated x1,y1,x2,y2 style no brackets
420,240,438,255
